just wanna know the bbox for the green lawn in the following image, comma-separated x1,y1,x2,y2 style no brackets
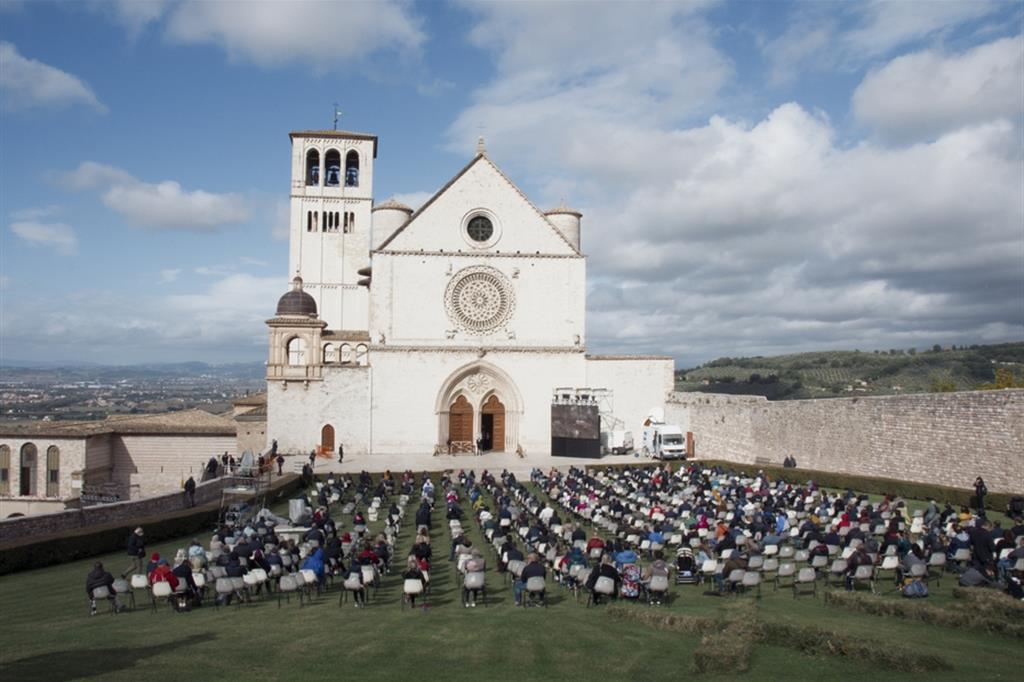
1,476,1021,681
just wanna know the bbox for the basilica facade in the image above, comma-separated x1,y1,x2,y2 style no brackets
266,130,673,457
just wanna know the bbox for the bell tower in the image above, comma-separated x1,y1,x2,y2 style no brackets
288,129,377,331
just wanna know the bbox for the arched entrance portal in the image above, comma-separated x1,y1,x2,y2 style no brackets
436,361,523,455
321,424,335,453
448,395,474,452
481,394,505,452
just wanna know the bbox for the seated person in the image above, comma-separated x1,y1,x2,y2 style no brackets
402,557,427,608
344,562,367,608
148,559,179,591
586,555,620,604
85,562,124,614
514,553,546,605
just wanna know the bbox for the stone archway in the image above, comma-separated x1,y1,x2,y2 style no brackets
436,361,522,454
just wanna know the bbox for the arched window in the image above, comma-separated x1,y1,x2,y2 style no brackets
287,337,307,366
324,149,341,186
323,343,337,363
19,443,37,496
307,210,313,232
0,445,9,495
344,211,355,233
339,343,353,364
345,151,359,187
306,149,320,186
355,343,369,366
46,446,59,497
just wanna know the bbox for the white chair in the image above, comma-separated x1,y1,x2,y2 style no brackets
589,576,615,606
277,574,302,607
463,571,487,607
112,578,134,611
402,579,424,609
793,567,817,598
151,581,173,612
524,576,547,607
740,571,761,597
90,586,114,614
647,575,669,605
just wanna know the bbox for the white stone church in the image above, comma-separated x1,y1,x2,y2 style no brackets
265,129,673,457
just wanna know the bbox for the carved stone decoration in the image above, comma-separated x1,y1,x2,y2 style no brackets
444,265,515,334
466,372,491,394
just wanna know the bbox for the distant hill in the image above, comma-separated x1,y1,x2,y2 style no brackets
0,361,266,382
675,342,1024,400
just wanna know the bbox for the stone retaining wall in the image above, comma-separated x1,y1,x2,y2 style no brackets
666,389,1024,494
0,475,249,546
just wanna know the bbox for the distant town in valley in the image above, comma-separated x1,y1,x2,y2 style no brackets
1,342,1020,423
0,362,265,422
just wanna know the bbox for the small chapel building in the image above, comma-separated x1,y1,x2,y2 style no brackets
266,130,673,457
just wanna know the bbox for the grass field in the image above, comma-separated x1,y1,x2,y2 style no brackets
1,476,1022,681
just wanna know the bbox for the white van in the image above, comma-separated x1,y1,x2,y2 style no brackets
642,424,686,460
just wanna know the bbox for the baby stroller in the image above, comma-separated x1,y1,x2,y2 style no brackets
620,563,642,600
675,547,698,585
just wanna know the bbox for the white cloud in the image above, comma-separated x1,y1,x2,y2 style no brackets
853,36,1023,142
270,199,289,241
3,273,285,362
761,1,1008,82
0,41,106,112
164,0,424,69
240,256,269,268
450,5,1023,364
10,220,78,255
64,161,250,231
448,2,730,173
391,191,432,211
9,205,62,221
159,268,182,283
88,0,171,35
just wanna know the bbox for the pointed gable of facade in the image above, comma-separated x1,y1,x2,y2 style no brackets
377,155,581,256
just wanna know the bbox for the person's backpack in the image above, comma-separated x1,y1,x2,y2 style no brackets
902,580,928,598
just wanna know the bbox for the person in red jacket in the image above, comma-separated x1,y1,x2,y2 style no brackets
148,559,179,591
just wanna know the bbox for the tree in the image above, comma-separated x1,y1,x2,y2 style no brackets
932,344,942,353
979,368,1024,390
930,378,956,393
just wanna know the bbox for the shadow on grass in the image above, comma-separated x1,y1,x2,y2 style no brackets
4,633,213,681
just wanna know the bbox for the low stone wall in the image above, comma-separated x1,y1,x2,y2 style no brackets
0,475,247,546
666,389,1024,494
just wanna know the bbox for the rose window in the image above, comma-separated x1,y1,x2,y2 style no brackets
445,266,515,334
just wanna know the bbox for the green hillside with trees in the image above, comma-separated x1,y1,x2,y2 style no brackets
675,342,1024,400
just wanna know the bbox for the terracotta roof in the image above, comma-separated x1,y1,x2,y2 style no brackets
235,405,267,420
372,198,413,212
289,130,378,157
0,409,237,438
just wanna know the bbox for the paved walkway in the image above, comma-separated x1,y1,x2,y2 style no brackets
288,450,652,478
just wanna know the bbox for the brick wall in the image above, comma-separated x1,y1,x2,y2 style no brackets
666,389,1024,494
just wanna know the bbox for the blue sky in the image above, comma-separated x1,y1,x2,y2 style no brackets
1,0,1021,366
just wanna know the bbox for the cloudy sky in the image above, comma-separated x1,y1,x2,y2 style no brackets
1,0,1021,366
